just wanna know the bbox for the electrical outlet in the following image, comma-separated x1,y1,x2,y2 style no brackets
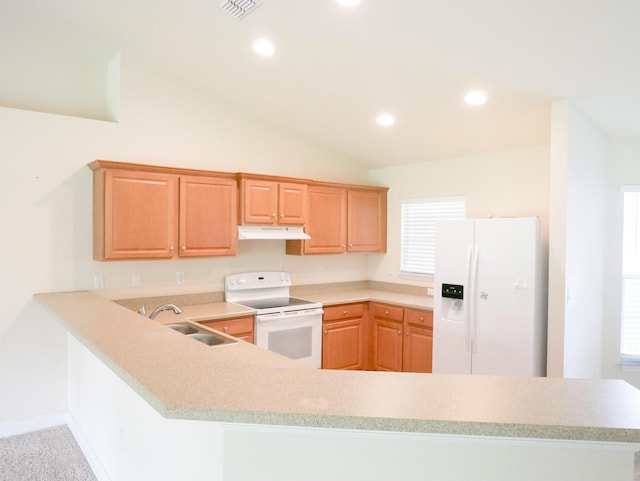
427,287,434,296
176,271,185,285
132,273,142,287
93,275,104,289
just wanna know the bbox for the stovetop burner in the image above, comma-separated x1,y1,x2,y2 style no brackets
235,297,319,311
224,271,322,315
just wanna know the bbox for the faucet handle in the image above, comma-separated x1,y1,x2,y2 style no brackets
138,302,148,316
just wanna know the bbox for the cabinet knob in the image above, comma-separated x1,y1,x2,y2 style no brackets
385,310,389,315
223,326,228,332
169,246,174,251
419,317,424,321
271,213,276,217
324,330,328,335
405,331,409,336
349,243,353,248
280,213,284,218
343,310,348,315
181,246,186,251
397,330,402,335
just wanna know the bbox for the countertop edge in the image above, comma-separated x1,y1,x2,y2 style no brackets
33,290,640,444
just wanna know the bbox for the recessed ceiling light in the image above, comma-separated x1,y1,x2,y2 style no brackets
464,90,488,106
252,38,275,56
336,0,362,6
376,113,395,127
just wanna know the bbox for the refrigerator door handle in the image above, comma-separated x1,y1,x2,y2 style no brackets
464,245,474,352
469,245,480,354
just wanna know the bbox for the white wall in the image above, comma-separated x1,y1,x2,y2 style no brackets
67,335,225,481
0,52,372,424
564,103,608,378
603,138,640,386
223,424,635,481
366,146,550,286
547,100,608,379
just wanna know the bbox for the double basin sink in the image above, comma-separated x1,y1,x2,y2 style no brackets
166,322,238,347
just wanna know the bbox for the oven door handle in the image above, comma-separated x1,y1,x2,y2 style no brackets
256,307,324,322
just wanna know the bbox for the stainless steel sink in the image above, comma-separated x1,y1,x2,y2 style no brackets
167,323,198,335
188,333,227,346
165,322,237,346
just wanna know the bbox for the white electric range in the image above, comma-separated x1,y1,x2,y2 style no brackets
225,272,323,368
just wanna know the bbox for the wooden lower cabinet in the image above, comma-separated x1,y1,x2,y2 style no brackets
371,303,433,373
403,324,433,373
371,304,404,371
322,303,365,370
198,316,254,344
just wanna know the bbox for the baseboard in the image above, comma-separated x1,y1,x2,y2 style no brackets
0,411,67,438
67,412,112,481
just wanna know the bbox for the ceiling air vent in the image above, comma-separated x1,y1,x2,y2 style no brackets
218,0,263,19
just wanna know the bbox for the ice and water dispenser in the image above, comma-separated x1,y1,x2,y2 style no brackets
440,283,465,320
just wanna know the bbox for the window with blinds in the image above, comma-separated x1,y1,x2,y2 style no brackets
621,187,640,365
400,196,466,277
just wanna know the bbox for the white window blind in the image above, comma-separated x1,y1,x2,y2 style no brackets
400,196,466,277
621,187,640,364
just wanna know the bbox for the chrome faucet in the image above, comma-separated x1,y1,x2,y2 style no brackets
147,303,183,320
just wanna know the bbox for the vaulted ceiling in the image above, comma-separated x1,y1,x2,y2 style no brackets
3,0,640,168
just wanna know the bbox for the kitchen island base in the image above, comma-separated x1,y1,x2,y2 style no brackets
67,335,638,481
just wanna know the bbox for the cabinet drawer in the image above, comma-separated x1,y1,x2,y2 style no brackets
405,308,433,328
199,316,254,336
324,303,365,321
372,303,403,322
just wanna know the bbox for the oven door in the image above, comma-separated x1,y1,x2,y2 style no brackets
255,308,323,368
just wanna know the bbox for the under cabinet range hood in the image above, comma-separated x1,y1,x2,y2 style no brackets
237,225,310,240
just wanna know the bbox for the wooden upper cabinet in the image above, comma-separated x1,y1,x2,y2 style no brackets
291,185,347,254
347,188,387,253
286,184,387,255
179,175,237,257
278,182,307,225
97,168,178,260
91,161,237,260
91,162,386,260
239,178,306,225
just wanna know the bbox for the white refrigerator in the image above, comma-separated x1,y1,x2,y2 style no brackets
432,217,546,376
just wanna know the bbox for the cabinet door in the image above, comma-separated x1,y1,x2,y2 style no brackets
278,182,307,225
372,319,403,371
403,325,433,373
100,169,178,260
347,189,387,253
199,316,254,344
322,318,364,370
303,185,347,254
240,179,278,225
179,176,237,257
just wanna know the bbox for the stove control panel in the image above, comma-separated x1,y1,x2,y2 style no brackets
225,271,292,292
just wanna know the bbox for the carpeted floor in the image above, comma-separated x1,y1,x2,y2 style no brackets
0,425,96,481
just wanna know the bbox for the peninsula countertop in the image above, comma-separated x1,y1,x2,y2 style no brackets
34,289,640,444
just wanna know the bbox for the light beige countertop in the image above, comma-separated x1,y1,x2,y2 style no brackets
293,288,433,310
34,289,640,444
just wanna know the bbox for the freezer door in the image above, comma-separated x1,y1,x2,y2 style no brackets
432,219,474,374
471,217,539,376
